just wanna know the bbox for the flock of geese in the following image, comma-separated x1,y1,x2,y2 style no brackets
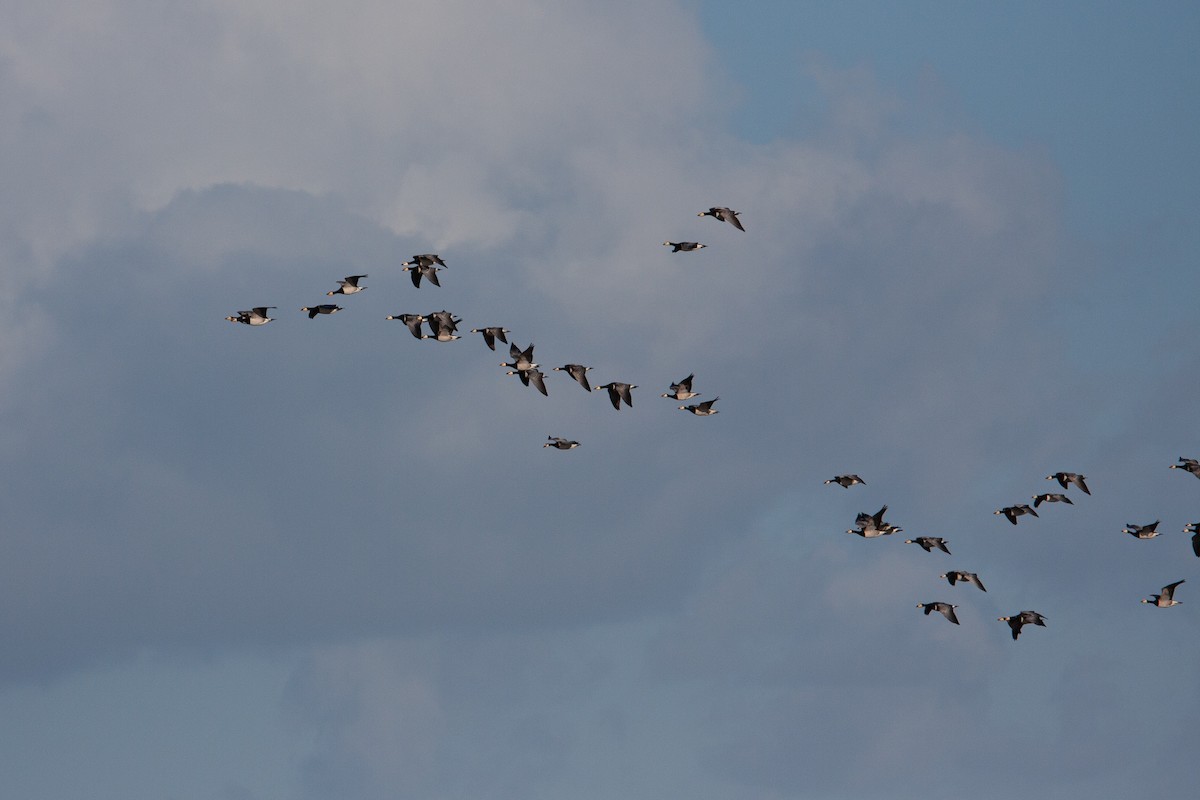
227,208,746,428
226,203,1194,643
827,456,1199,639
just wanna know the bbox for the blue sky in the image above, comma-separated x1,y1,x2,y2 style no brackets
1,2,1198,799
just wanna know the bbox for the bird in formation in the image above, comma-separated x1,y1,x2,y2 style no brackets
501,343,537,372
225,306,275,326
403,262,443,288
553,364,593,392
998,610,1047,640
544,436,580,450
1169,457,1200,478
679,397,719,416
662,374,699,401
387,313,427,339
916,602,960,625
904,536,951,554
327,275,367,295
698,206,745,231
1046,472,1090,495
1123,520,1162,539
595,382,637,410
1032,492,1073,508
847,505,900,538
507,367,548,396
995,504,1038,525
402,254,447,269
825,474,865,488
301,304,342,319
941,571,987,592
470,326,510,351
663,241,707,252
422,310,461,341
1142,580,1184,608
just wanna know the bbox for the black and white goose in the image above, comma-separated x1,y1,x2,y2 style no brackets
848,505,900,538
387,313,426,339
402,254,447,269
1169,457,1200,478
905,536,951,554
594,382,637,410
553,364,593,392
998,610,1047,640
941,571,987,592
226,307,275,326
403,262,443,288
301,304,342,319
422,310,461,341
507,367,548,396
824,475,865,488
1142,580,1184,608
501,343,537,372
679,397,719,416
1032,493,1073,508
995,504,1039,525
544,436,579,450
916,602,960,625
663,241,707,252
327,275,367,295
662,374,699,401
1123,520,1161,539
1046,472,1091,495
470,326,510,351
698,207,745,231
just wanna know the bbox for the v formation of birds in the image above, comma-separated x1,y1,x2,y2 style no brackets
228,208,1195,640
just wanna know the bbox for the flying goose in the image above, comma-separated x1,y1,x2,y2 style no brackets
824,475,865,488
1171,460,1200,479
507,368,548,396
501,343,537,372
226,307,275,326
544,436,580,450
301,304,342,319
1170,457,1200,478
1032,493,1073,508
905,536,951,554
1123,520,1161,539
1046,472,1090,495
422,310,461,341
1142,580,1184,608
941,571,987,592
327,275,367,295
698,207,745,231
662,374,699,400
680,397,719,416
594,382,637,410
403,262,443,288
402,254,447,269
995,504,1039,525
916,602,960,625
998,610,1047,640
386,313,426,339
663,241,707,252
553,364,593,392
470,326,510,351
848,505,900,537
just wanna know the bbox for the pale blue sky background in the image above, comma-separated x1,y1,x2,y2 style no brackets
1,2,1198,799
